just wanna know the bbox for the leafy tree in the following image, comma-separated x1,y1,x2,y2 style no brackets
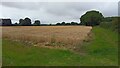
19,19,24,25
71,22,78,25
56,23,61,25
65,23,71,25
61,22,65,25
24,17,31,26
80,10,104,26
19,17,31,26
33,20,40,26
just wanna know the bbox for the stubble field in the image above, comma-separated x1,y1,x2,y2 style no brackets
2,26,92,50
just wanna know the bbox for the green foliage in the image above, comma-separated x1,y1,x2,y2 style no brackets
56,23,61,25
100,22,113,29
19,17,32,26
61,22,65,25
24,18,32,26
56,22,79,25
19,19,24,25
33,20,40,26
65,23,71,25
103,17,112,22
100,17,120,33
71,22,78,25
80,10,104,26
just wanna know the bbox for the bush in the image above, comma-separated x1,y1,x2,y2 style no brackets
33,20,40,26
100,17,120,33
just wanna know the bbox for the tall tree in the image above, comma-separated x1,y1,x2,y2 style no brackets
61,22,65,25
80,10,104,26
19,17,31,26
24,17,31,26
19,19,24,25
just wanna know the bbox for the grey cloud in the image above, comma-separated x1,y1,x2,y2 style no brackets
118,1,120,16
42,2,118,17
0,2,118,24
1,2,42,10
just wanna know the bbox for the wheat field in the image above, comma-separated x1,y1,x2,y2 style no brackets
2,26,92,49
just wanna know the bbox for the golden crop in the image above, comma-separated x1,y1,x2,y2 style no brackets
2,26,92,49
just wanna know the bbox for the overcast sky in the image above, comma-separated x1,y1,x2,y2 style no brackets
0,2,118,24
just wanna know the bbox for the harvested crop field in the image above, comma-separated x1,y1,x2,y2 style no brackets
2,26,92,50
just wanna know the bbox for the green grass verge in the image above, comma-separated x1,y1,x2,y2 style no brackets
0,39,2,66
81,26,118,65
2,26,118,66
2,39,84,66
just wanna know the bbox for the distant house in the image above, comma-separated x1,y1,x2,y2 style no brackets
0,19,12,26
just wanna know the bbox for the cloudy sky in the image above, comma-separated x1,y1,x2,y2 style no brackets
0,2,119,24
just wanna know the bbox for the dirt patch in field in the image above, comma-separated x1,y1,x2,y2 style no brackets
2,26,92,51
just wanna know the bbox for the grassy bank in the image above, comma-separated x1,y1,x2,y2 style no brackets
2,39,83,66
81,26,118,65
2,26,118,66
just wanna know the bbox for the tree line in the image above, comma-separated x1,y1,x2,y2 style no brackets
56,22,80,25
3,18,41,26
0,17,41,26
0,10,105,26
0,18,80,26
19,18,40,26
